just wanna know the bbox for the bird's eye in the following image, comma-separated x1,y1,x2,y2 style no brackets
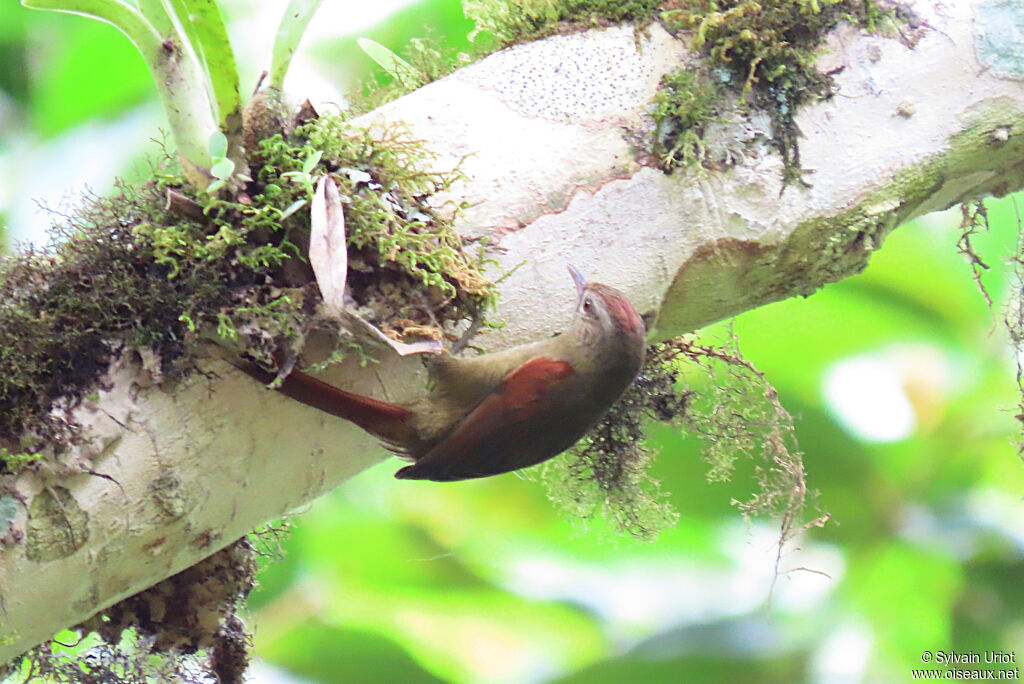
583,297,593,312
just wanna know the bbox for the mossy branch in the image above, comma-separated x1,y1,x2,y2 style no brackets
2,0,1023,672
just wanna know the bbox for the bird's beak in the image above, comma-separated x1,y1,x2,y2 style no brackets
567,264,587,300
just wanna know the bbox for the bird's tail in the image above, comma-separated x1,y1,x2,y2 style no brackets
231,358,417,448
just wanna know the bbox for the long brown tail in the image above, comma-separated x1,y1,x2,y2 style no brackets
232,359,417,448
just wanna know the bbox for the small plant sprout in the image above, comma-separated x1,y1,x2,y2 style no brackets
206,131,251,194
281,149,324,197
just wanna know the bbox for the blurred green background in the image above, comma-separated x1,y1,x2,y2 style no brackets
2,1,1022,682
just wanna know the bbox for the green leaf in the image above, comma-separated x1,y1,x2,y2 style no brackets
356,37,420,85
302,149,323,174
174,0,242,138
280,199,307,220
21,0,159,51
208,130,228,159
270,0,324,90
210,157,234,180
22,0,216,187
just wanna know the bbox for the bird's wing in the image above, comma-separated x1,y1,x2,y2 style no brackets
395,356,573,481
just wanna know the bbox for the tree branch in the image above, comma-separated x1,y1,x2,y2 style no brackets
2,0,1023,662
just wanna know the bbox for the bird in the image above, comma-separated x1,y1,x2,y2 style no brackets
237,266,646,481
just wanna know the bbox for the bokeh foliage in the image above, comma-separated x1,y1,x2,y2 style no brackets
2,1,1022,682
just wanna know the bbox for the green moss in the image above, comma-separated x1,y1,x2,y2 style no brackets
0,111,494,477
541,349,684,542
255,114,495,342
540,340,691,543
350,35,477,113
465,0,663,46
660,334,824,553
544,334,823,545
301,116,491,299
0,449,39,472
0,178,234,464
651,68,721,171
658,0,899,181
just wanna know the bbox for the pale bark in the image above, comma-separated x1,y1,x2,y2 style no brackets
2,0,1024,662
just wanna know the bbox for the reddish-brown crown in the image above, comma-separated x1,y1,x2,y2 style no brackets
589,284,645,338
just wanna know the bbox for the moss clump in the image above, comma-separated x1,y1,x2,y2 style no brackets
0,110,494,476
0,177,255,464
250,113,495,349
350,35,477,114
663,333,830,564
464,0,663,48
658,0,899,182
651,68,722,172
0,165,318,470
7,538,256,684
545,333,825,547
299,115,493,310
541,352,686,542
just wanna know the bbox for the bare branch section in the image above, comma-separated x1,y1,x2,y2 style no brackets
2,0,1024,662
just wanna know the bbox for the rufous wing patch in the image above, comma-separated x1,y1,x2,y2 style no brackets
395,357,573,480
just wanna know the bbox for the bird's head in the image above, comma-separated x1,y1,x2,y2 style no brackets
567,265,646,346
